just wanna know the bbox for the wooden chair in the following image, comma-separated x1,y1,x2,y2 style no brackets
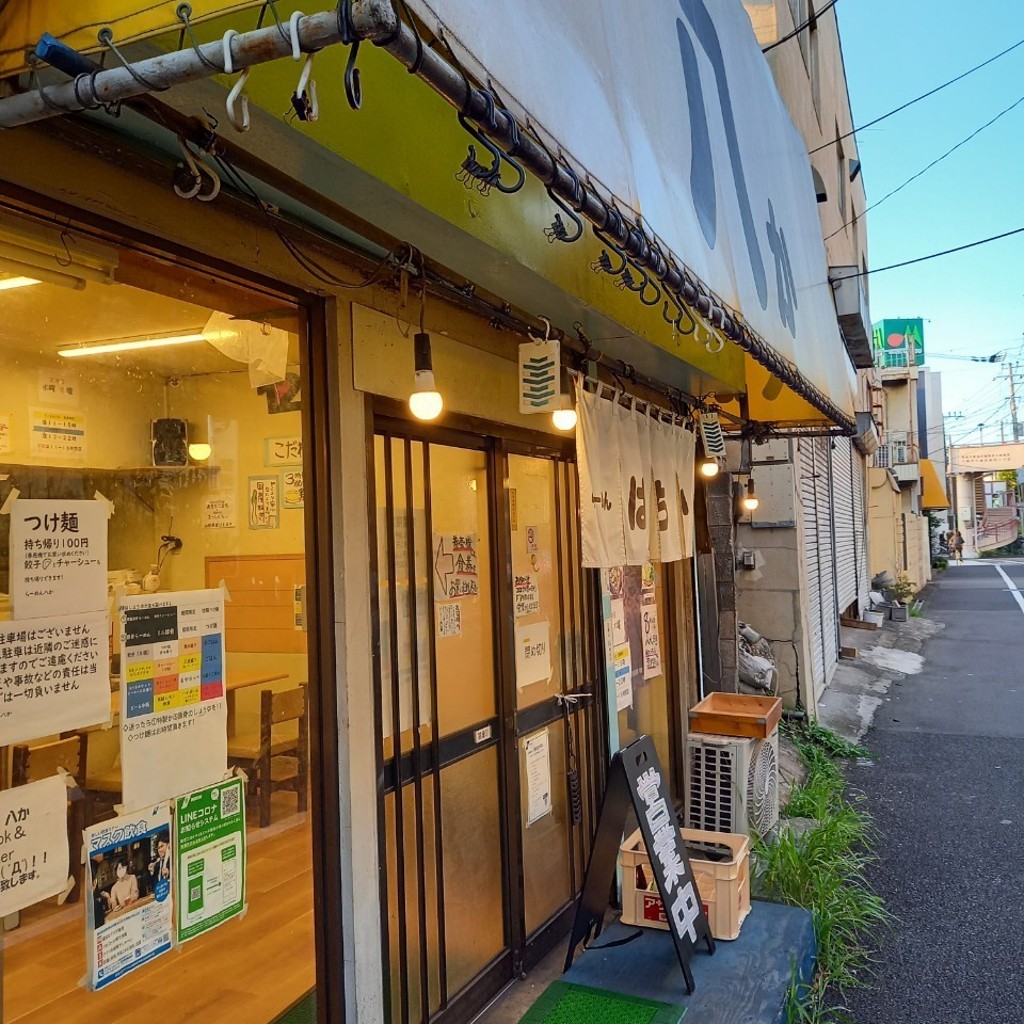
11,736,84,904
228,684,308,828
73,731,122,827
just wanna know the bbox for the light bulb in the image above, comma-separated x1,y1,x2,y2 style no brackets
551,395,578,431
742,479,759,511
700,457,720,478
410,333,443,420
410,370,443,420
188,442,212,462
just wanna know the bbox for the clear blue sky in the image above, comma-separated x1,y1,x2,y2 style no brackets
838,1,1024,446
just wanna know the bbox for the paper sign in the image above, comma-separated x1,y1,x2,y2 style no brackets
282,470,304,509
437,602,462,638
175,778,246,942
29,408,86,462
433,534,479,599
515,620,552,689
86,805,173,990
0,776,71,915
0,414,10,454
38,370,79,407
519,339,560,414
0,610,110,744
264,435,303,466
118,589,228,811
513,574,541,618
10,498,108,618
610,598,626,647
614,642,633,711
642,603,663,680
525,525,539,555
248,475,279,529
524,730,552,824
202,493,237,530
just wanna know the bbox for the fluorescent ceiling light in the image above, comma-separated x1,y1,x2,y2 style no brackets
58,332,209,358
0,276,41,291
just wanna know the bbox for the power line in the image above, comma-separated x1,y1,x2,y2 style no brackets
832,225,1024,280
762,0,840,54
825,90,1024,241
810,33,1024,154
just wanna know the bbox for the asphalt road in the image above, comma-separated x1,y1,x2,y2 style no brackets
841,560,1024,1023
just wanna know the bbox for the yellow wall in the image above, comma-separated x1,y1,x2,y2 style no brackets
868,467,901,582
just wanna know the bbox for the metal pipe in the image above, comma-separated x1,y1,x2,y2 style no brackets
0,10,347,128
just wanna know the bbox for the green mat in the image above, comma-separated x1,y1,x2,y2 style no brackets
272,990,316,1024
519,981,686,1024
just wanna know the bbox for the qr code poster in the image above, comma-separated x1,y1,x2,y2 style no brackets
175,778,246,943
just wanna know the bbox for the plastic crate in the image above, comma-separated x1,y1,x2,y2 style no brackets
688,692,782,740
620,827,751,941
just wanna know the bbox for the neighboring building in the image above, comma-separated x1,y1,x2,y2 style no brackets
739,0,876,708
867,319,941,585
0,3,858,1023
949,443,1024,555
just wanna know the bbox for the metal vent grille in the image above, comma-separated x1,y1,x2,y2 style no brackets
686,740,737,833
747,734,779,837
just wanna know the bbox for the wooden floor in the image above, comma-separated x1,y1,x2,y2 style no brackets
4,800,315,1024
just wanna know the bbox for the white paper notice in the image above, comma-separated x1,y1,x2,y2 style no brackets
118,589,228,812
614,642,633,711
642,603,663,680
524,730,552,825
0,776,71,916
0,610,110,745
515,620,552,689
436,602,462,638
610,598,626,646
513,574,541,618
10,498,108,618
29,408,86,463
86,805,173,990
202,493,237,530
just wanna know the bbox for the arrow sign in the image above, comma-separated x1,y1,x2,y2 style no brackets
519,339,561,414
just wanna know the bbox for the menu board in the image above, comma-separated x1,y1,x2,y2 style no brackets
118,589,228,812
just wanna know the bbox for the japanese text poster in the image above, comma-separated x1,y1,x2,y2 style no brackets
0,776,71,916
514,620,552,690
86,804,173,990
202,493,238,531
513,574,541,618
9,498,108,618
614,642,633,712
524,730,552,825
29,408,87,462
175,778,246,942
0,610,111,744
642,603,663,680
282,470,304,509
248,475,279,530
118,589,228,811
433,534,479,599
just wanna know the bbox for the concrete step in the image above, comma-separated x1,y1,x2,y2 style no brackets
562,900,815,1023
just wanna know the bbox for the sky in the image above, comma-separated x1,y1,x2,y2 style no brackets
837,1,1024,448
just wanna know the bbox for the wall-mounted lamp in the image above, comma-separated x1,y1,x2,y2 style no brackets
741,477,759,512
409,331,443,421
551,394,578,432
187,416,213,462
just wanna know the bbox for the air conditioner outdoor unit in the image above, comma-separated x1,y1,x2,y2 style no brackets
684,730,780,837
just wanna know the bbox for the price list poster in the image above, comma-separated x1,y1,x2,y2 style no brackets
118,589,228,811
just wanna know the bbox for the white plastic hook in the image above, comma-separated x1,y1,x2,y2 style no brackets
530,315,552,345
222,29,251,132
173,136,221,202
288,10,319,122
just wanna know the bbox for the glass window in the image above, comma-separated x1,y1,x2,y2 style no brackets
0,234,316,1022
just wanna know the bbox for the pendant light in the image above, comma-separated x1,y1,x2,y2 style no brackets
699,456,720,478
408,252,443,421
551,394,578,432
742,477,759,511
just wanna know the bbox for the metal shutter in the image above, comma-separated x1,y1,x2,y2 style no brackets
831,437,857,615
798,438,839,700
852,449,869,613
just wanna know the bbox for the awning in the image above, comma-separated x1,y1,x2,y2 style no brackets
920,459,950,509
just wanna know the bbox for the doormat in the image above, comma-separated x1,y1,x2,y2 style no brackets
272,990,316,1024
518,981,686,1024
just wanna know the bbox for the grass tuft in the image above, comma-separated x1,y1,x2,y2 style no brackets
758,720,888,1023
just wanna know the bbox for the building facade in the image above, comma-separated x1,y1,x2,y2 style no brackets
0,2,859,1022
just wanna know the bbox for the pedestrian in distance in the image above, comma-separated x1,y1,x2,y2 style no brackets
953,530,964,564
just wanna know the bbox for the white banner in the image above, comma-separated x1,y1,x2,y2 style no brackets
675,424,697,559
407,0,857,416
576,379,625,568
618,402,649,567
576,383,695,567
650,417,682,563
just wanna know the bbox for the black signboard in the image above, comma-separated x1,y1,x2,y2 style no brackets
564,734,714,993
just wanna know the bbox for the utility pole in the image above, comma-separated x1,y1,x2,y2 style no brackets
1009,362,1021,443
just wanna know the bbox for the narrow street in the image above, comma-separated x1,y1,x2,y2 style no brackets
842,561,1024,1022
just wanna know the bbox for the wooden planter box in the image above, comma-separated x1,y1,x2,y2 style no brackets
688,692,782,740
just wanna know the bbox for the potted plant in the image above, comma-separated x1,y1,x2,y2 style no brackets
888,572,916,620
